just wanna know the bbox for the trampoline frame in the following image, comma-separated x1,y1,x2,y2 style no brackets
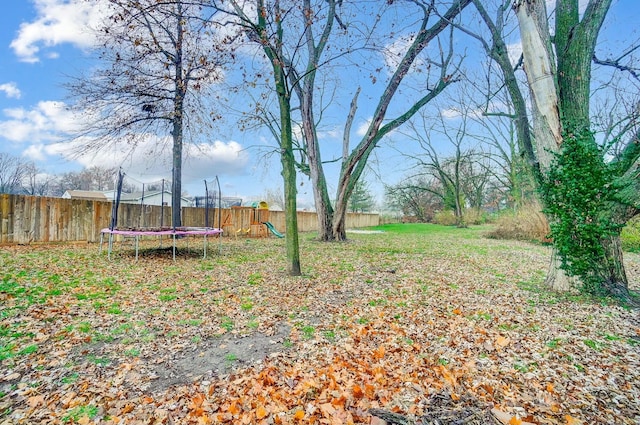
100,227,222,260
102,170,224,260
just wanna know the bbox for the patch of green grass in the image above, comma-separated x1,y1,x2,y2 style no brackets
107,304,122,314
603,334,622,341
497,323,518,331
179,319,203,326
17,344,38,356
301,325,315,340
60,373,79,385
584,339,605,351
111,323,132,336
240,298,254,311
247,273,263,286
0,343,16,361
546,338,562,349
87,355,110,366
62,404,98,423
225,353,238,362
472,312,492,321
124,348,141,357
220,317,234,332
158,294,177,302
322,330,336,342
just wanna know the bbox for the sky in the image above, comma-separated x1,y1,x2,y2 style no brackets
0,0,638,207
0,0,281,202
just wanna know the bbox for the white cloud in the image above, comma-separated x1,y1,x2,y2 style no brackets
0,82,22,99
10,0,106,63
356,117,372,137
42,135,250,184
506,42,523,67
0,101,79,142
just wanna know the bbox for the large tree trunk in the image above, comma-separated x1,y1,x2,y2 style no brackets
600,233,630,299
544,248,578,292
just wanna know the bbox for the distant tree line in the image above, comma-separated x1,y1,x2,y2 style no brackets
0,153,123,197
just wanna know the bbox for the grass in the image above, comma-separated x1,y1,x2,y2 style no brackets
1,224,638,424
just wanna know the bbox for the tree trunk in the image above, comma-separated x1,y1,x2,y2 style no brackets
514,0,631,299
171,1,185,229
600,233,631,300
171,126,183,229
545,248,578,292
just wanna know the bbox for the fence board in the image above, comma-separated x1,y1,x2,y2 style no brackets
0,194,379,244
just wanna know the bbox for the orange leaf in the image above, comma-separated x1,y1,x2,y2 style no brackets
452,308,462,315
364,384,375,399
228,401,240,415
294,410,305,420
565,415,584,425
190,393,206,409
438,366,457,388
495,336,511,349
255,405,268,420
509,417,522,425
546,383,555,393
373,346,385,359
352,384,364,399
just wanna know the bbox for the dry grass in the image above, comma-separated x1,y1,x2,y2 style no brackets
487,202,551,242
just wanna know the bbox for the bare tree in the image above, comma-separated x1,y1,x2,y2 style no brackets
0,153,30,195
55,166,118,193
385,177,444,222
67,0,228,228
301,0,472,240
397,104,491,227
22,163,57,196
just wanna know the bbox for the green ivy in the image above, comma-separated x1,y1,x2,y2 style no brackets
539,127,622,295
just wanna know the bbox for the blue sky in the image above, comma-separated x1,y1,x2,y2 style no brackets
0,1,281,201
0,1,638,206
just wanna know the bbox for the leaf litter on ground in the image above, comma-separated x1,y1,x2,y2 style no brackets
0,225,638,424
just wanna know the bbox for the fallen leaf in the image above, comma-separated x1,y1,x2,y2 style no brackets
565,415,584,425
255,405,268,419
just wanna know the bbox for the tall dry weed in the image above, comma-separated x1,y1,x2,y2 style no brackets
487,202,550,242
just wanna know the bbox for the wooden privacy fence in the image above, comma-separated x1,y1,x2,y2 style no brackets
0,194,380,244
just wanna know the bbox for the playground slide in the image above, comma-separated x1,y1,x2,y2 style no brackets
263,222,284,238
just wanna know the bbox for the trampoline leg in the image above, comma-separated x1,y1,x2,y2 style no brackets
172,234,176,261
135,236,139,261
203,235,207,259
108,234,114,260
99,233,104,254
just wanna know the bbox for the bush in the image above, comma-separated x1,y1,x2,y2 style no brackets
463,209,492,225
487,202,550,243
433,210,458,226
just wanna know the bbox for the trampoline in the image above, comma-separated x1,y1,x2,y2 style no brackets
101,170,223,260
100,227,222,260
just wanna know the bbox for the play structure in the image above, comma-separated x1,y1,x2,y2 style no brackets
100,171,223,260
221,201,284,239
